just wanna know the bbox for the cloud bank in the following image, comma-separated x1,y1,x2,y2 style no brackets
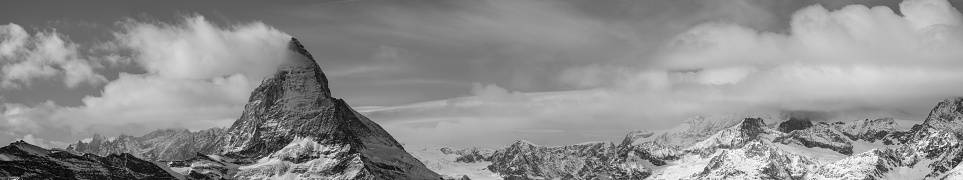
366,0,963,147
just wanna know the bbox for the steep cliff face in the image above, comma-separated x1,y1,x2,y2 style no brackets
66,128,225,161
215,38,440,179
922,98,963,137
0,140,177,179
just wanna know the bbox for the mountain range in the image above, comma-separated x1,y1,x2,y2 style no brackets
404,99,963,179
3,37,963,179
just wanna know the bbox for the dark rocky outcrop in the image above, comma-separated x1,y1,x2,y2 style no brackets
0,140,177,179
777,117,813,133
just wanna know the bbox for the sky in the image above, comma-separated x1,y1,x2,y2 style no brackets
3,0,963,148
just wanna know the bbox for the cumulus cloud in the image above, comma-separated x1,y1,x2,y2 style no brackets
0,15,291,143
0,23,107,89
642,0,963,111
550,0,963,114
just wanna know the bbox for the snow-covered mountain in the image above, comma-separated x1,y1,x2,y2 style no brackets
211,37,440,179
404,144,499,180
408,98,963,180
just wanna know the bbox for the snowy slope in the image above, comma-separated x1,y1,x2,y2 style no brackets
405,144,501,180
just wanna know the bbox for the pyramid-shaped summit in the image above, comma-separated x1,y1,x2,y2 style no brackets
219,38,441,179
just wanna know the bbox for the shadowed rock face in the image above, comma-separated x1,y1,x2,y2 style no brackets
0,141,177,180
777,117,813,133
217,38,440,179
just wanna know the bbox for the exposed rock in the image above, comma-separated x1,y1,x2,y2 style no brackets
440,147,494,163
922,98,963,138
486,140,644,180
777,117,813,133
684,118,772,156
835,118,899,143
775,122,854,155
67,128,225,161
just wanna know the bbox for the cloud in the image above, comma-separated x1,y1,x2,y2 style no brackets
552,0,963,114
0,101,62,135
639,0,963,111
0,23,107,89
114,16,290,80
367,0,963,147
470,83,526,102
0,15,292,143
15,134,68,149
58,16,290,134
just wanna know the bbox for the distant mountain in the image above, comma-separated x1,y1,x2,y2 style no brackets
0,140,178,179
405,144,499,180
66,128,225,161
411,99,963,179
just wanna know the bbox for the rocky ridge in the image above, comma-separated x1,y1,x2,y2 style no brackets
66,128,225,161
0,140,178,179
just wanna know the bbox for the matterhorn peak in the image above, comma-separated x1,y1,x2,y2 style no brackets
215,37,440,179
267,37,332,98
287,37,314,60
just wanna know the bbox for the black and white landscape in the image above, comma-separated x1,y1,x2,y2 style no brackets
5,0,963,179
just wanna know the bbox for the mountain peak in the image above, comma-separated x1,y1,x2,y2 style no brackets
923,97,963,136
288,37,314,60
216,38,440,179
254,37,333,99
